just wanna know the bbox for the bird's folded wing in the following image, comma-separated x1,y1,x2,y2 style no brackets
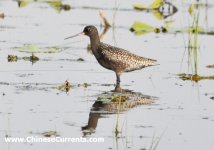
99,43,157,72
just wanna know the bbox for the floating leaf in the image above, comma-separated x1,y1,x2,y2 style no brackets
18,0,70,12
133,0,163,10
150,0,163,9
188,3,197,17
46,0,63,12
188,3,207,17
42,131,59,137
152,11,164,20
18,0,34,7
130,21,155,35
178,73,214,81
164,20,175,27
133,3,147,10
15,44,61,53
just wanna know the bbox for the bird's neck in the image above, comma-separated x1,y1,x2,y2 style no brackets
89,34,100,53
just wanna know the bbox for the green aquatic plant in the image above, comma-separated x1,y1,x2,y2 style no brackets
18,0,71,12
111,95,127,102
178,3,214,82
22,53,40,64
193,11,199,75
150,0,163,9
186,3,200,76
47,0,71,12
130,20,214,35
133,0,177,20
133,0,163,10
15,44,61,53
130,21,156,35
178,73,214,81
18,0,33,8
130,21,214,35
7,55,18,62
42,130,59,137
56,80,71,93
188,3,208,17
148,130,165,150
133,3,147,10
115,95,122,138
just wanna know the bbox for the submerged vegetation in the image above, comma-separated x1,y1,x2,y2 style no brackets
130,0,214,82
82,90,156,136
133,0,177,20
15,44,61,53
7,55,18,62
7,53,39,63
23,53,39,63
187,4,200,75
130,21,214,35
178,1,214,82
17,0,71,12
96,91,155,112
42,131,59,137
178,73,214,81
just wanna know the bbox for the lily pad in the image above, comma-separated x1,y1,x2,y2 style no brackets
133,3,147,10
18,0,33,8
15,44,61,53
130,21,155,35
42,131,59,137
133,0,163,10
130,21,214,35
150,0,163,9
18,0,71,12
178,73,214,81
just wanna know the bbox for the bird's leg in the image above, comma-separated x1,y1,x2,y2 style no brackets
114,73,122,92
116,73,121,86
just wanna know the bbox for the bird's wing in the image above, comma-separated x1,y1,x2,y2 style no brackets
99,43,157,72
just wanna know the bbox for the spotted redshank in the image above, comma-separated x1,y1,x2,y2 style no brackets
65,25,158,88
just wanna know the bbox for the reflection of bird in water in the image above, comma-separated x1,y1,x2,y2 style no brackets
81,87,156,136
65,26,158,89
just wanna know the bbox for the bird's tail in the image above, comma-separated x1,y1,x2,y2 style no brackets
145,58,159,67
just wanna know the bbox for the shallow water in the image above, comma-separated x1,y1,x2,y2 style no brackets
0,0,214,150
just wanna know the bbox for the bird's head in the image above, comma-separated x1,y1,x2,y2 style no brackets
82,26,98,37
64,25,98,40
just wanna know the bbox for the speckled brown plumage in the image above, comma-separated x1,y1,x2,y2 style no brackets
65,25,158,86
98,43,157,73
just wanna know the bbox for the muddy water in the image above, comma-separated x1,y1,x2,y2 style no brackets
0,0,214,150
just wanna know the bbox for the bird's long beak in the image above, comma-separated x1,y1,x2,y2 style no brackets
64,32,85,40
